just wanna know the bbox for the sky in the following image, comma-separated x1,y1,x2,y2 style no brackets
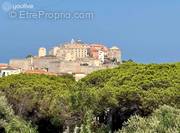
0,0,180,63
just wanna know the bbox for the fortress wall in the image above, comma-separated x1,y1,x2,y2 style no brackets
33,57,60,73
59,61,80,74
79,66,107,74
9,59,32,71
9,57,115,75
58,61,106,74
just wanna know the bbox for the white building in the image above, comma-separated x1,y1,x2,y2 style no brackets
49,47,60,56
109,46,121,63
38,47,47,57
98,50,105,63
0,67,21,77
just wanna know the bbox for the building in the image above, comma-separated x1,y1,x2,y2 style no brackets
89,44,109,59
0,67,21,77
56,39,89,61
98,50,105,63
48,40,122,63
9,39,122,78
89,44,122,63
109,46,122,63
0,64,8,69
49,47,60,56
38,47,47,57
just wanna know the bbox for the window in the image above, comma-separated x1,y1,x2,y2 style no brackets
2,72,5,77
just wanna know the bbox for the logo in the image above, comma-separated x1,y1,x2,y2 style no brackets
1,1,34,12
1,1,12,12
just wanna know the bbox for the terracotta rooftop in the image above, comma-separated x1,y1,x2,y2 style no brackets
1,67,18,70
0,64,8,68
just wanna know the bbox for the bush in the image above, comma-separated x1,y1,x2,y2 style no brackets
0,93,37,133
118,105,180,133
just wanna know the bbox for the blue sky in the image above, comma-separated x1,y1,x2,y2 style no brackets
0,0,180,63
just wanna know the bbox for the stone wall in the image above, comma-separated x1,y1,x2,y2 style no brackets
9,57,116,75
33,57,60,73
9,58,32,71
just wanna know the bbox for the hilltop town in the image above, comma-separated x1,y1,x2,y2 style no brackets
1,39,122,80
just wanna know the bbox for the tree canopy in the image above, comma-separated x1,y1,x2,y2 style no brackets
119,105,180,133
0,62,179,132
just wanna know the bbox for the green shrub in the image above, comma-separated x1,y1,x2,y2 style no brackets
118,105,180,133
0,93,37,133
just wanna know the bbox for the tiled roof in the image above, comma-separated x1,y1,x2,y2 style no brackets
0,64,8,68
0,67,19,70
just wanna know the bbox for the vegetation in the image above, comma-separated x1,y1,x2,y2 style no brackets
26,55,34,58
0,74,76,132
119,105,180,133
0,62,179,132
74,62,180,132
0,93,37,133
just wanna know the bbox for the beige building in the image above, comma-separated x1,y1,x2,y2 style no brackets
48,40,122,63
109,46,122,63
9,40,121,80
49,47,60,56
56,40,89,61
38,47,47,57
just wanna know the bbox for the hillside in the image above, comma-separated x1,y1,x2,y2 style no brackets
0,62,179,133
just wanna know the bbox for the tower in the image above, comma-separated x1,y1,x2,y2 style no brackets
109,46,121,63
38,47,46,57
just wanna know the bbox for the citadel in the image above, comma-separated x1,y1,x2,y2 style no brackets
4,39,122,80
